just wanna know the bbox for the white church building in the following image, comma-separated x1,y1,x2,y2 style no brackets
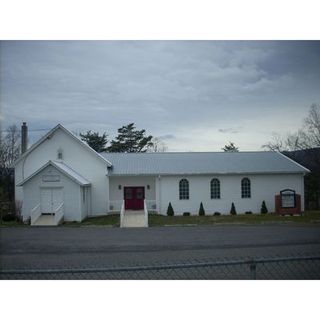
14,124,309,226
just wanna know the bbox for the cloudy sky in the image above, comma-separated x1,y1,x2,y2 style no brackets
1,40,320,151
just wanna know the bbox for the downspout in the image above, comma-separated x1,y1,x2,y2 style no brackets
106,166,111,214
158,174,161,214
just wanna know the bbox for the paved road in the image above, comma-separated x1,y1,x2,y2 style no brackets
1,224,320,270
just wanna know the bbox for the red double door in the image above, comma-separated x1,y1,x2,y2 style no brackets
124,186,145,210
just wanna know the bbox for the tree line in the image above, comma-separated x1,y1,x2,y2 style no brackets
79,123,167,153
80,122,240,153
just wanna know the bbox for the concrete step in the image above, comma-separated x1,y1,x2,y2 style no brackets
33,215,57,226
122,210,147,228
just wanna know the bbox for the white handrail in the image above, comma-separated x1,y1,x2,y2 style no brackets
54,203,64,225
120,200,125,227
145,200,157,211
144,199,148,227
30,204,41,225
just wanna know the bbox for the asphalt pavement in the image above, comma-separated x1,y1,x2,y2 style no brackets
1,224,320,270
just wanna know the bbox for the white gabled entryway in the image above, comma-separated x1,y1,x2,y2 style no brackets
18,160,91,226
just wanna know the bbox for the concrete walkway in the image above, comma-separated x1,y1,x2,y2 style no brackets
33,215,56,226
122,210,146,227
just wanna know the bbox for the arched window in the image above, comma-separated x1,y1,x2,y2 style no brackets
210,179,220,199
179,179,189,200
241,178,251,198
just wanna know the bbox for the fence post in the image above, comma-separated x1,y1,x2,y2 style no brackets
249,260,256,280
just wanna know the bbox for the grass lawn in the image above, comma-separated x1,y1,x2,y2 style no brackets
0,220,26,227
148,210,320,227
62,214,120,227
63,210,320,227
1,211,320,227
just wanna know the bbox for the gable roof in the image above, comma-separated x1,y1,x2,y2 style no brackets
17,160,91,186
101,151,310,176
14,124,112,167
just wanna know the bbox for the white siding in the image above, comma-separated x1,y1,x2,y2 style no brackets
15,128,108,215
109,176,156,211
158,173,305,215
22,165,82,222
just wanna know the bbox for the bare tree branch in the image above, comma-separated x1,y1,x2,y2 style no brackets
262,104,320,151
0,124,21,175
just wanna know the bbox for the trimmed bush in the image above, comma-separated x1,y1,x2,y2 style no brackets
183,212,190,216
261,200,268,214
230,202,237,215
213,211,221,216
167,202,174,216
245,211,253,215
199,202,205,216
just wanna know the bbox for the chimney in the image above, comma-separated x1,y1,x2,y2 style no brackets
21,122,28,154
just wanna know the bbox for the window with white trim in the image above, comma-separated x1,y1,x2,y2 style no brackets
210,178,220,199
241,178,251,198
179,179,189,200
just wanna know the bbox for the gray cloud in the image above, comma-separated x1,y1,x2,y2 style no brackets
158,134,176,140
1,41,320,150
218,127,242,134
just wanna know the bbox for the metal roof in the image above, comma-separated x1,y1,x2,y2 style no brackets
52,161,91,185
17,161,91,186
100,151,310,176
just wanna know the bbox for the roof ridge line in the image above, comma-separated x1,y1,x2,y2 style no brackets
100,151,275,155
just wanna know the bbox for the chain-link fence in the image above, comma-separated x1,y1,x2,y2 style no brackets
1,255,320,280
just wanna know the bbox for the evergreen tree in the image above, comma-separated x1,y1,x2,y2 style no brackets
167,202,174,216
107,123,153,153
261,200,268,214
230,202,237,215
199,202,205,216
80,130,108,152
222,142,239,152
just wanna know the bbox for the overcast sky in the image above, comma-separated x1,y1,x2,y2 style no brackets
1,40,320,151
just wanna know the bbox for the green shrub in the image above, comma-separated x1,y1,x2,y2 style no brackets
230,202,237,215
245,211,253,215
167,202,174,216
2,214,16,222
183,212,190,216
261,201,268,214
199,202,205,216
213,212,221,216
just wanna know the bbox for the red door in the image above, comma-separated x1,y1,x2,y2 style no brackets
124,187,145,210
